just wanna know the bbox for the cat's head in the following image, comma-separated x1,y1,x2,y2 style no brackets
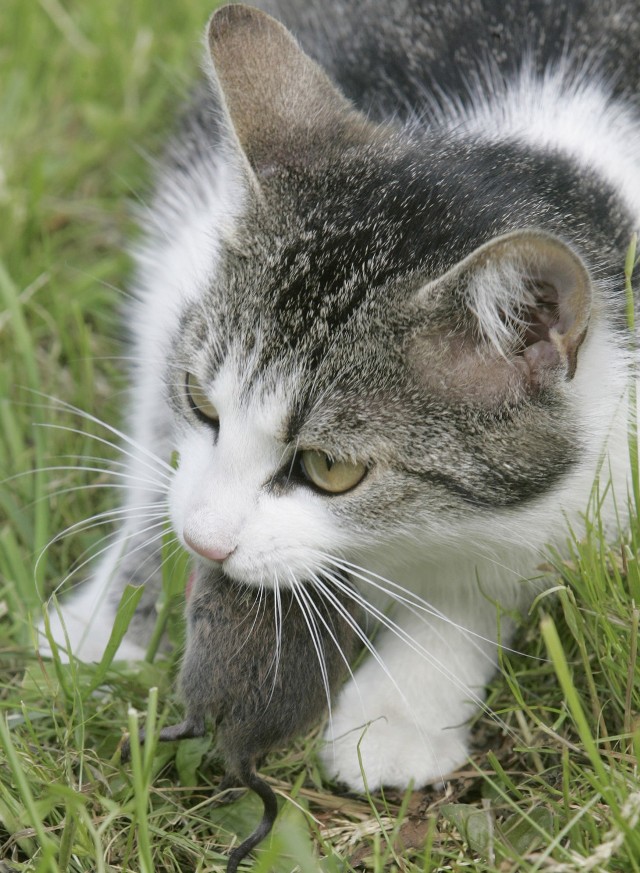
166,5,612,587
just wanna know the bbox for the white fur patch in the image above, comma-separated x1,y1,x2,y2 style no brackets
466,258,535,356
170,364,351,587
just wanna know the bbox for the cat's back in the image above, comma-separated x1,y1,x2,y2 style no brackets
260,0,640,120
155,0,640,222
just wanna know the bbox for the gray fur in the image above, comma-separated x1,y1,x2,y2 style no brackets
178,568,362,776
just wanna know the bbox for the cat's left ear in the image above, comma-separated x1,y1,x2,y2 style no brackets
410,230,593,403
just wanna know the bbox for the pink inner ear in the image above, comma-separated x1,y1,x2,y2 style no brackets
409,331,533,406
507,276,587,383
495,277,578,386
505,280,561,352
522,336,562,375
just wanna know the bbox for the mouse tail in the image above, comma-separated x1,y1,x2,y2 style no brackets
226,769,278,873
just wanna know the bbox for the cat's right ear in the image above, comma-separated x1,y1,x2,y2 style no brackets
204,4,374,181
408,230,594,406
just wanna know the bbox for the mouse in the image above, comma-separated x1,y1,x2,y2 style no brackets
122,566,364,872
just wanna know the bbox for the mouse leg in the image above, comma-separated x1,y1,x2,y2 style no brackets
121,714,206,763
218,772,242,794
157,715,206,743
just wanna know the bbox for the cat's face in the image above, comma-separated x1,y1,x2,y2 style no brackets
165,197,431,585
164,5,595,588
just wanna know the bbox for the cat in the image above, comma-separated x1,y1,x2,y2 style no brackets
40,0,640,793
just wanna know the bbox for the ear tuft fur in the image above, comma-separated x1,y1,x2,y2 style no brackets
466,257,538,358
464,231,592,382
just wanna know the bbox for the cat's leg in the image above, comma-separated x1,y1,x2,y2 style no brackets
320,578,526,792
38,355,176,661
37,502,168,662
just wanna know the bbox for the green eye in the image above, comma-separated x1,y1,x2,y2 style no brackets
300,450,367,494
185,372,219,424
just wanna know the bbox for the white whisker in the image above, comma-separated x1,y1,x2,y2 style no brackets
35,423,173,484
321,553,546,663
289,574,333,723
303,572,366,739
265,573,283,705
231,581,266,660
137,527,181,575
25,484,166,510
4,463,169,494
27,390,174,475
307,572,422,738
45,520,169,603
37,502,168,558
322,568,516,740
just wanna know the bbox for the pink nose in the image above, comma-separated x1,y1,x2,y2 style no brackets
183,531,235,563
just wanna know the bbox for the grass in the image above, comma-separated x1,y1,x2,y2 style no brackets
1,1,639,870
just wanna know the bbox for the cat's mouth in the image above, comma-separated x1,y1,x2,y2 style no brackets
193,563,354,593
191,563,361,614
185,570,196,601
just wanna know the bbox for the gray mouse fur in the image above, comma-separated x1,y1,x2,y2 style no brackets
122,567,363,872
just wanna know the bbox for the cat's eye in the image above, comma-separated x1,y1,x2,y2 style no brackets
300,450,367,494
185,372,219,424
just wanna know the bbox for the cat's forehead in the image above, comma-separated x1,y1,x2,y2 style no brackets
221,136,513,330
218,158,435,355
220,245,406,416
180,139,527,432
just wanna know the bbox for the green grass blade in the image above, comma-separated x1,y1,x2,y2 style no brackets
0,715,60,873
540,614,613,801
88,583,146,692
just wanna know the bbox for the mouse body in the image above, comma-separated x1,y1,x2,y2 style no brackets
124,566,363,872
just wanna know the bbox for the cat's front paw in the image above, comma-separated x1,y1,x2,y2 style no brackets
320,708,469,793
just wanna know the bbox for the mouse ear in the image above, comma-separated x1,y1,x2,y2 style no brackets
204,4,373,176
409,230,593,404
